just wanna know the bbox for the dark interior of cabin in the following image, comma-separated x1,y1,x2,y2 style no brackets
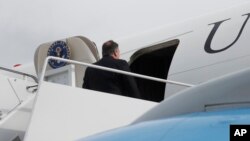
130,40,178,102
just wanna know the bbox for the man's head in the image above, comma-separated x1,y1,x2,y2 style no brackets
102,40,120,59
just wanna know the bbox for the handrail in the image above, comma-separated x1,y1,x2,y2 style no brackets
0,66,38,83
40,56,194,87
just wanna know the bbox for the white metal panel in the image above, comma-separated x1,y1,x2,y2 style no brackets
24,82,157,141
165,55,250,97
8,78,37,101
0,75,20,116
0,96,35,141
0,75,36,141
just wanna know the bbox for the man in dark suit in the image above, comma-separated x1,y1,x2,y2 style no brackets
82,40,141,98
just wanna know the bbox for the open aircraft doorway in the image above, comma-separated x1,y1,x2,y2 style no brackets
129,39,179,102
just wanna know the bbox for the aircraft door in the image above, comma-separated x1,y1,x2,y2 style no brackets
129,39,178,102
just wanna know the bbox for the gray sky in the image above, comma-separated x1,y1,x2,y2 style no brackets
0,0,246,67
0,0,165,67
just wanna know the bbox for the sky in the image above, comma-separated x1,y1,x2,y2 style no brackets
0,0,169,67
0,0,246,68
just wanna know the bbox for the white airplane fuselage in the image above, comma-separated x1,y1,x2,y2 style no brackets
1,1,250,141
116,2,250,98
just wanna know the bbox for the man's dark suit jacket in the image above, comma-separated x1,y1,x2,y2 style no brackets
82,56,141,98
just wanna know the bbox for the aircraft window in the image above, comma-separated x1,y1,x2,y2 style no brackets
129,39,179,102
